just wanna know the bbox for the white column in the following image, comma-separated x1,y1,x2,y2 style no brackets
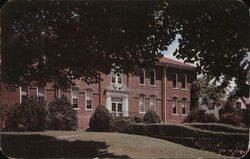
106,96,111,112
123,96,129,117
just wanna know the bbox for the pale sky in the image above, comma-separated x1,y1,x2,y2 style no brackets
162,34,250,95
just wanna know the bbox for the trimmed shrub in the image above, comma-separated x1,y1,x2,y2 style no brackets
132,116,143,123
5,97,48,131
219,112,242,126
111,117,132,132
203,113,218,123
185,123,249,133
48,96,78,130
241,109,250,127
89,105,113,132
124,123,248,156
184,109,206,122
143,109,160,124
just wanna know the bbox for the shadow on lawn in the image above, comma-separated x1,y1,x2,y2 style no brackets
1,134,130,158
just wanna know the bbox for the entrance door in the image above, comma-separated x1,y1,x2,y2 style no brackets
111,97,123,117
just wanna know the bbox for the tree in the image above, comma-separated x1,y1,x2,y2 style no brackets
1,0,249,95
48,96,78,130
1,0,176,89
190,77,226,111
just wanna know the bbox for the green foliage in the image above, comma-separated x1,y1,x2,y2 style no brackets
2,1,169,88
218,99,243,126
2,1,249,97
125,123,248,156
241,109,250,127
1,104,9,123
5,97,48,131
89,105,113,132
132,116,143,123
143,109,160,124
190,77,225,111
185,123,249,133
48,96,78,130
219,112,242,126
111,117,132,132
184,109,217,123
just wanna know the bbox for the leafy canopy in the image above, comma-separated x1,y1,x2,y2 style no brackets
1,0,249,95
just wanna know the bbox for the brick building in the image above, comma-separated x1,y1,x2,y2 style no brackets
1,57,195,129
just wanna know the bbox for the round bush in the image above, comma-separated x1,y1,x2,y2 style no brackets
89,105,113,132
6,97,48,131
133,116,143,123
219,112,242,126
111,117,132,132
48,95,78,130
143,109,160,124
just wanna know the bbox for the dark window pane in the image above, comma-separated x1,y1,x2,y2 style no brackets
112,76,116,83
118,103,122,111
73,99,78,108
87,100,92,109
139,69,144,84
173,74,177,88
181,75,186,89
182,107,186,114
118,77,122,84
112,103,116,111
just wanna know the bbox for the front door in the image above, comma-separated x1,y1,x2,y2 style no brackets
111,97,123,117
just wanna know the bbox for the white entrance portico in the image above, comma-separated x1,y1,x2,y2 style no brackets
105,89,129,117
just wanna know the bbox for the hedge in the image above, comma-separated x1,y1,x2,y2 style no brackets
124,123,249,153
185,123,249,134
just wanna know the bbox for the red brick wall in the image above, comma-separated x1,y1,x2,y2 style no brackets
1,66,194,129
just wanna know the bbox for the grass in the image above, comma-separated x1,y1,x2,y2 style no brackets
0,131,235,158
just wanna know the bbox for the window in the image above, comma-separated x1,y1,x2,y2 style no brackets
71,87,79,109
173,73,178,88
139,94,145,113
172,97,178,114
181,74,187,89
20,85,29,103
182,98,187,115
111,97,123,117
37,86,45,100
111,69,122,85
85,89,93,110
150,69,156,86
150,95,157,111
139,68,145,85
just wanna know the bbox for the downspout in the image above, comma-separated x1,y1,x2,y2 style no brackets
164,66,167,123
98,72,101,104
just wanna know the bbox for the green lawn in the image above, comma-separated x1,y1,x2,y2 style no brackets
1,131,235,158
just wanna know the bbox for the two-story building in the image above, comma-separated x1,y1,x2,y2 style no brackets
1,57,195,129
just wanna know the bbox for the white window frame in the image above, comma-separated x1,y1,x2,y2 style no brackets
56,89,61,99
111,69,123,86
182,98,187,115
20,85,29,103
149,69,156,86
150,95,157,112
71,87,80,110
172,97,178,115
181,74,187,90
173,73,178,89
139,68,145,85
37,86,46,100
139,94,145,113
85,88,93,110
